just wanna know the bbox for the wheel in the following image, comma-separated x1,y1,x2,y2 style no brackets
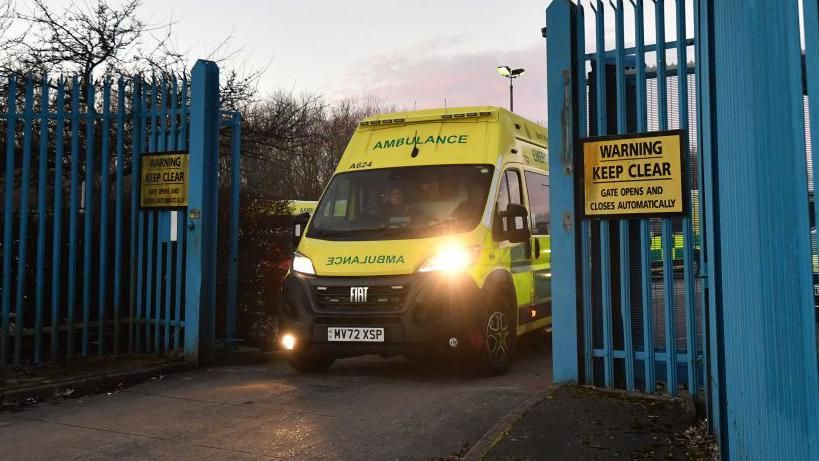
286,353,335,373
477,295,517,376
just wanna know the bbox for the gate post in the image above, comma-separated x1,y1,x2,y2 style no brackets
184,60,220,365
706,1,819,458
545,0,581,383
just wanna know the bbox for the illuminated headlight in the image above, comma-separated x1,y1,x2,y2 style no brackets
281,333,296,351
418,245,480,273
292,252,315,275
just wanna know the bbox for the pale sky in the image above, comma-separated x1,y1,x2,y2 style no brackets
21,0,700,123
155,0,552,121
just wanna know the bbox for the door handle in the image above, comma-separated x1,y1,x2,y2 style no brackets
534,239,540,259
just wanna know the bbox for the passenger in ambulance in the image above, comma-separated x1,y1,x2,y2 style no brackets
450,183,488,229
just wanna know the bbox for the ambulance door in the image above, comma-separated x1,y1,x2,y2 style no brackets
494,168,534,320
522,169,552,332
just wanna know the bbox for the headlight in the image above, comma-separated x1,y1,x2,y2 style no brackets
281,333,297,351
418,245,480,273
292,252,315,275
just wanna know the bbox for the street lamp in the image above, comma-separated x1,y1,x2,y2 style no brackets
496,66,525,112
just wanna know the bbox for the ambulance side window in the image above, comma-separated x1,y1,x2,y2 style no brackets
506,170,523,205
496,173,509,212
493,169,523,240
524,171,550,235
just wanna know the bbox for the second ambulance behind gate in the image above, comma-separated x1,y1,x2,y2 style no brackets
280,106,550,375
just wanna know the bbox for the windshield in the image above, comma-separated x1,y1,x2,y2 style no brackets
308,165,494,240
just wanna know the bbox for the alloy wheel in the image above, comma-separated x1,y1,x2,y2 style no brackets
486,311,510,362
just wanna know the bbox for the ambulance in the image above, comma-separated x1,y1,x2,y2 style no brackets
288,200,317,216
280,106,550,375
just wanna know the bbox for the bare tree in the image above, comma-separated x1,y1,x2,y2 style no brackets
317,96,394,181
243,90,325,155
220,67,265,114
8,0,146,83
0,1,26,69
236,91,323,198
2,0,260,108
0,1,16,46
238,94,395,200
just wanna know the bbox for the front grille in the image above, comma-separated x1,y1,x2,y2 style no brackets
313,284,410,313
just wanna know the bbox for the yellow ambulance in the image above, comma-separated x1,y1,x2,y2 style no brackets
281,106,550,375
288,200,317,216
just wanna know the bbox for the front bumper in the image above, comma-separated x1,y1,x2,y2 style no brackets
280,271,485,357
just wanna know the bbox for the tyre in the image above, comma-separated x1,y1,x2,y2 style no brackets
477,294,517,376
286,353,335,373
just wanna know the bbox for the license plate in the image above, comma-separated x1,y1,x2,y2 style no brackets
814,285,819,297
327,327,385,342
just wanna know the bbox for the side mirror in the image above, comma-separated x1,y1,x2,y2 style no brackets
291,212,310,248
500,204,531,244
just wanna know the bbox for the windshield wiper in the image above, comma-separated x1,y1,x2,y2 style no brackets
352,226,406,235
309,229,357,238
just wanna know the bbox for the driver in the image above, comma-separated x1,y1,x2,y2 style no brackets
381,187,410,218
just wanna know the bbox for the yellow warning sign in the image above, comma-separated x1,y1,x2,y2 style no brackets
581,130,687,218
140,152,189,208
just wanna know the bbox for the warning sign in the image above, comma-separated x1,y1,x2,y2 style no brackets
580,130,688,218
140,152,189,208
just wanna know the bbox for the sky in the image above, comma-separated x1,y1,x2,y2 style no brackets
16,0,549,121
153,0,552,121
17,0,702,124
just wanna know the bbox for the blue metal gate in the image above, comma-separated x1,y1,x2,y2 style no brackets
547,1,819,458
0,59,241,368
546,0,704,397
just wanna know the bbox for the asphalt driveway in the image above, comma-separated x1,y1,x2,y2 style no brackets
0,335,552,460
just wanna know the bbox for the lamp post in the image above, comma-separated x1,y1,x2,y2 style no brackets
496,66,525,112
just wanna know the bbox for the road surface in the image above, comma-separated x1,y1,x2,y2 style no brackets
0,336,552,461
